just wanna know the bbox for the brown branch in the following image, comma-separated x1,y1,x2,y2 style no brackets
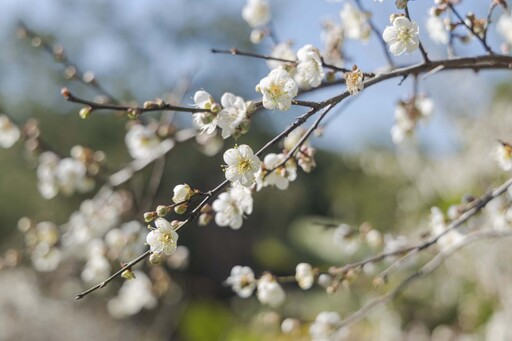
61,88,206,116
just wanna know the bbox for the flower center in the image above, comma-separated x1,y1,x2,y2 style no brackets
268,83,284,99
397,28,412,42
237,158,252,173
159,231,173,244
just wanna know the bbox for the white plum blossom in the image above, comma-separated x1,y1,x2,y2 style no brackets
55,157,94,196
281,318,301,334
212,184,253,229
295,44,325,89
295,263,314,290
0,114,20,148
172,184,194,203
125,124,161,160
37,152,60,199
497,13,512,46
340,3,371,41
321,21,345,68
383,16,420,56
146,218,179,255
255,153,297,191
226,265,256,298
107,271,157,318
430,207,464,252
193,90,218,134
257,274,285,308
310,311,347,341
267,42,296,70
36,151,95,199
223,144,261,187
81,255,111,283
257,68,298,111
166,245,190,269
242,0,271,28
344,66,364,95
217,93,247,139
31,243,61,272
496,141,512,171
391,95,433,144
426,15,449,44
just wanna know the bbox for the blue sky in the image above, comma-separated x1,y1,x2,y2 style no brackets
0,0,510,155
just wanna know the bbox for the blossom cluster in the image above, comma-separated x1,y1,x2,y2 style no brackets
36,146,99,199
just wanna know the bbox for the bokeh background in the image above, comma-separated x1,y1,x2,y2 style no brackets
1,0,512,340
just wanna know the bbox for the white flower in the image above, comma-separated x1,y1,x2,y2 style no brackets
193,90,218,134
217,93,247,139
166,245,190,269
281,318,301,334
125,124,161,160
37,152,60,199
55,157,93,196
496,141,512,171
0,114,20,148
295,263,314,290
81,255,111,283
212,184,253,229
340,3,371,41
383,16,420,56
257,68,298,111
321,21,345,68
107,271,157,318
242,0,271,28
284,127,307,152
267,42,296,70
344,66,364,95
498,13,512,45
172,184,193,203
256,153,297,190
430,207,464,251
295,44,325,89
226,265,256,298
223,144,261,187
31,243,61,272
146,218,179,255
257,274,285,308
391,95,433,144
426,15,449,44
310,311,346,341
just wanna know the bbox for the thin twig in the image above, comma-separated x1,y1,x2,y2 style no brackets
353,0,395,68
404,6,430,63
338,229,512,328
448,3,494,55
211,47,351,73
18,21,119,103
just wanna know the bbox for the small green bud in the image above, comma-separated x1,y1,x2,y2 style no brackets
174,204,187,215
198,213,212,226
156,205,170,217
144,211,157,223
149,253,161,264
326,71,336,82
121,269,136,280
79,107,92,119
127,108,141,120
